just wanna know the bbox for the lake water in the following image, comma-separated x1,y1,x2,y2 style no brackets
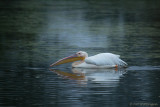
0,0,160,106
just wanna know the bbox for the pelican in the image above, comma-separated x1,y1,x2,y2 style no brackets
50,51,127,68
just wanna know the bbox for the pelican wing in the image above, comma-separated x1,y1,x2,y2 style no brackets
85,53,127,66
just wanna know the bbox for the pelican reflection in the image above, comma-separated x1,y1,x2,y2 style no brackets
50,69,85,80
50,68,126,84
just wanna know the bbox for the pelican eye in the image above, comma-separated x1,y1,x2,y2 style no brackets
77,52,81,56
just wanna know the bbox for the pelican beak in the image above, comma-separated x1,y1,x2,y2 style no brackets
50,54,84,67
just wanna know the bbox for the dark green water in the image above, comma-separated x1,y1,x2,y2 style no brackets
0,0,160,106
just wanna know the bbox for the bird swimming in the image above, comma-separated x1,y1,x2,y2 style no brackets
50,51,127,68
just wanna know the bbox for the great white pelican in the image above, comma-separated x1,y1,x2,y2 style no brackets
50,51,127,68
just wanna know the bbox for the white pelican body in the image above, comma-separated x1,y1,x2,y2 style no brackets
50,51,127,68
73,62,117,68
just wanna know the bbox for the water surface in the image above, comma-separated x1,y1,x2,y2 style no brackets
0,0,160,106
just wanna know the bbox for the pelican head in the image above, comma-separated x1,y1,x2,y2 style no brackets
50,51,88,67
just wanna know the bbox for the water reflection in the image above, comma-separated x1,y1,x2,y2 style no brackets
50,68,126,85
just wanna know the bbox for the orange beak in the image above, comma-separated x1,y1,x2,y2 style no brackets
50,54,84,67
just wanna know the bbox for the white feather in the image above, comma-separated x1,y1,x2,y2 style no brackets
85,53,127,66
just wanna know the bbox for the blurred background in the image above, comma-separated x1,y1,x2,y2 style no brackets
0,0,160,106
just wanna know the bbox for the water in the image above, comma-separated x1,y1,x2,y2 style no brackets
0,0,160,106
